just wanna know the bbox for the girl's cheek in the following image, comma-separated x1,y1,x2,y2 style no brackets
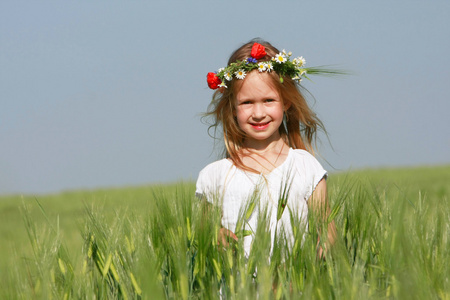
237,106,250,116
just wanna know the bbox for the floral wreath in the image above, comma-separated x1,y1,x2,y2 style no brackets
207,42,342,90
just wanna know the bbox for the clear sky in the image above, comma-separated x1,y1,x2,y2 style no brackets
1,1,449,195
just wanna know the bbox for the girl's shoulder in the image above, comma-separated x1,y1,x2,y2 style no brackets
289,148,320,162
198,158,233,178
196,158,234,199
288,148,327,174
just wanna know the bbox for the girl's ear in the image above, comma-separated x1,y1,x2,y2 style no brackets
284,101,291,111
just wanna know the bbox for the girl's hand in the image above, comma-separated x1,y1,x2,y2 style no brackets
316,238,327,260
218,227,238,247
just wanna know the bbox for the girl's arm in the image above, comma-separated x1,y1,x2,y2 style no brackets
308,178,337,257
201,199,238,247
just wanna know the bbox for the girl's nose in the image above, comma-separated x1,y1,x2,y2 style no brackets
252,103,265,119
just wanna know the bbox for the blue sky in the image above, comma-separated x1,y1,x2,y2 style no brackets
1,1,449,195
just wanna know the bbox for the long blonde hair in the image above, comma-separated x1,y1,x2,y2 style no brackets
204,39,325,171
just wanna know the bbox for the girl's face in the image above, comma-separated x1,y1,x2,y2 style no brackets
235,71,285,148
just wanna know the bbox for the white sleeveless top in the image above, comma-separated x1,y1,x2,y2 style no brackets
196,148,327,256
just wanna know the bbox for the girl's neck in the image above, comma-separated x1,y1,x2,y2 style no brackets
242,137,285,154
242,132,286,152
239,137,290,174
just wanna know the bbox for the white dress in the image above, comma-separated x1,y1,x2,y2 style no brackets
196,148,327,256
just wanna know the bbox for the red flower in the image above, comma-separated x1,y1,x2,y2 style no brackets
206,72,222,89
251,43,266,60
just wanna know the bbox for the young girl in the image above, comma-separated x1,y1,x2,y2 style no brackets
197,39,336,257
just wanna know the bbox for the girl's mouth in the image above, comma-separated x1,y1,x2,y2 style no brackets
251,121,270,130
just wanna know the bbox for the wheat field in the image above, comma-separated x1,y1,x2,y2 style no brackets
0,165,449,299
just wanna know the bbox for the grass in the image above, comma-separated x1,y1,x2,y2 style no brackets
0,165,449,299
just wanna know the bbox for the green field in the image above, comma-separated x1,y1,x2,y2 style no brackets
1,165,449,299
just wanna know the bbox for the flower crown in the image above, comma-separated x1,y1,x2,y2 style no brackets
207,42,342,90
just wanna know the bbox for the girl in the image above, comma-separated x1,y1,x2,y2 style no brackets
197,39,337,257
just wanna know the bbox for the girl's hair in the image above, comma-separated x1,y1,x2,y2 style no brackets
205,38,325,171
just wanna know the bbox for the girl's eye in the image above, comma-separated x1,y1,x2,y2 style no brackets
265,99,275,103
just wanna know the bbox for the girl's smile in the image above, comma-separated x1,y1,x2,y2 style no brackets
250,121,271,130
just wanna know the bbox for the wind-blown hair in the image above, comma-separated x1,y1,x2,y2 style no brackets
204,39,325,171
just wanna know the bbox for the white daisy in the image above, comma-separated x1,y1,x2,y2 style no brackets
258,62,267,72
218,81,227,88
217,67,225,73
235,69,246,79
294,56,306,67
266,62,274,72
224,71,232,81
292,74,303,82
275,53,287,64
